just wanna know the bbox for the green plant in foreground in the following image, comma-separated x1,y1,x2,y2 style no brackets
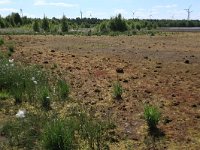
78,113,113,150
0,37,4,46
0,59,50,104
57,80,70,101
42,118,77,150
0,50,9,59
10,82,24,104
1,113,48,149
7,43,14,53
144,105,161,131
0,91,10,100
40,87,51,110
113,81,123,99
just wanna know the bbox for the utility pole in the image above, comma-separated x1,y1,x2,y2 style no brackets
184,5,192,20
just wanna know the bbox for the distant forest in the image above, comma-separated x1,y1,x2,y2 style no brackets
0,12,200,34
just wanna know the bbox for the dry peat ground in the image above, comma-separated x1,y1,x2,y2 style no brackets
1,32,200,149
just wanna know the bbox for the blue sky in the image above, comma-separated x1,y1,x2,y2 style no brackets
0,0,200,19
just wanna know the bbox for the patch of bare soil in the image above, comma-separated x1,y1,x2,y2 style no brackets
3,33,200,149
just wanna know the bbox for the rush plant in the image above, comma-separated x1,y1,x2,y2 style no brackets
113,81,123,100
144,105,161,131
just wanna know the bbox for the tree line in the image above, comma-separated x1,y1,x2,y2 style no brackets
0,12,200,33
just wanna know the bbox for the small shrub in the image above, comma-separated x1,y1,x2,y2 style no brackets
42,16,50,32
99,21,109,33
57,80,70,101
144,105,161,131
42,118,77,150
109,14,128,32
136,24,141,31
33,20,40,32
61,15,69,33
113,81,123,99
150,31,155,36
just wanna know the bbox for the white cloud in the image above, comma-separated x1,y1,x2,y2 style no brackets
34,0,78,8
0,8,17,12
0,0,12,4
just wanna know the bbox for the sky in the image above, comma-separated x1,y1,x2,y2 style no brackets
0,0,200,20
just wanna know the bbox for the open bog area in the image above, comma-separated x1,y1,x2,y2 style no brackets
0,32,200,149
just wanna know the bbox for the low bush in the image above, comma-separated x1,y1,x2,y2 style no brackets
99,21,109,33
109,14,128,32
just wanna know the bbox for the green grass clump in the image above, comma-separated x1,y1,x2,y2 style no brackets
0,37,4,46
7,43,14,53
0,91,10,100
57,80,70,101
0,50,9,59
40,87,51,110
78,113,114,150
1,108,115,150
0,59,49,104
11,88,23,104
113,81,123,99
1,113,48,149
144,105,161,131
42,112,115,150
42,118,78,150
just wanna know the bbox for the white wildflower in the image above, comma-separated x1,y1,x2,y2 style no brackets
33,80,38,84
31,77,35,81
16,109,26,118
9,59,14,63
